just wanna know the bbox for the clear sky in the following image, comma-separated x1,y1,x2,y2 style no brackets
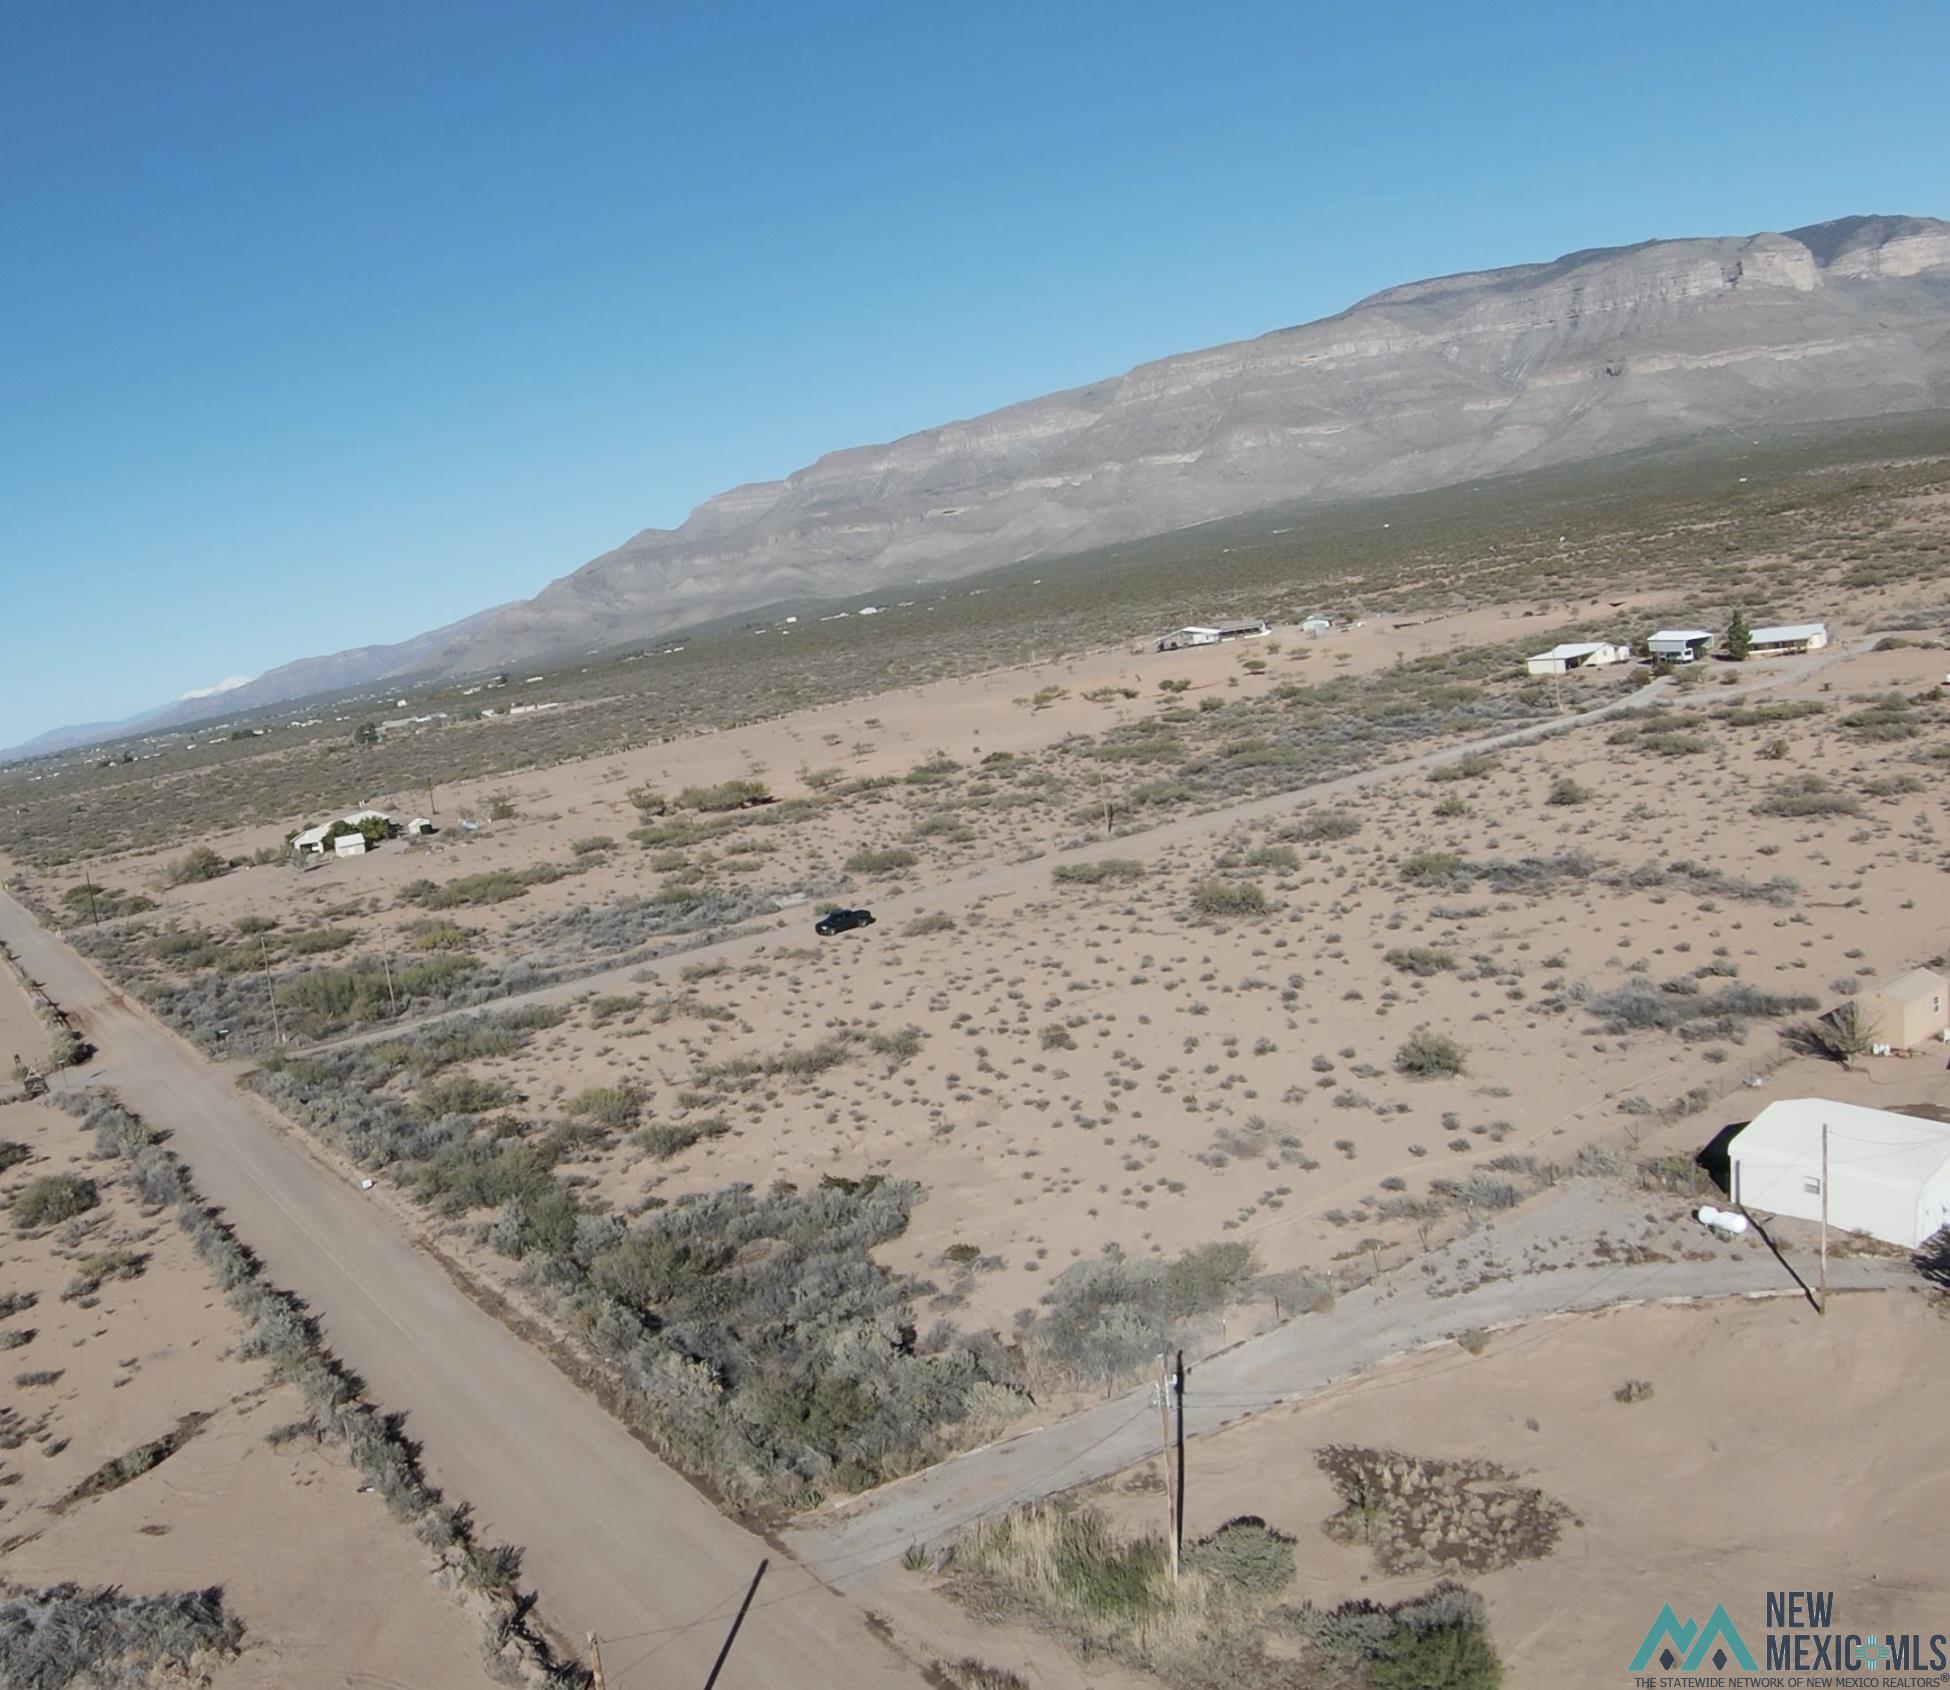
3,0,1945,748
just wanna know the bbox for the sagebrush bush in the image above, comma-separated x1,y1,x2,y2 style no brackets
1052,858,1145,885
1190,879,1268,918
12,1174,98,1230
1186,1517,1295,1597
1395,1027,1467,1078
1285,808,1362,842
0,1585,244,1686
846,845,919,873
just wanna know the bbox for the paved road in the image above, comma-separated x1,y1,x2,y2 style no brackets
784,1185,1908,1581
0,887,925,1690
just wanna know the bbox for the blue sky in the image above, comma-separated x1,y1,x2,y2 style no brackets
2,1,1945,748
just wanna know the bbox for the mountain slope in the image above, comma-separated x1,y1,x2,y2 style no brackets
16,213,1950,756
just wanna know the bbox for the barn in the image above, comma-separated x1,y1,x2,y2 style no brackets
1728,1097,1950,1248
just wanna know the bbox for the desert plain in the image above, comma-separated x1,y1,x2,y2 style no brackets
4,435,1950,1688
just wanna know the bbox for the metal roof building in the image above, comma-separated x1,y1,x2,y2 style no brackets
1729,1097,1950,1248
1748,621,1829,654
1646,629,1714,661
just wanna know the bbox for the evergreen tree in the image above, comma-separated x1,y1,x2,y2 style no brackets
1726,610,1752,661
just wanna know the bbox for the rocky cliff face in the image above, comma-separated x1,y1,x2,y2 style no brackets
92,214,1950,732
501,215,1948,649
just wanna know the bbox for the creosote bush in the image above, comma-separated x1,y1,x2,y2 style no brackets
1189,879,1268,918
1052,858,1145,885
1395,1027,1467,1079
12,1174,99,1230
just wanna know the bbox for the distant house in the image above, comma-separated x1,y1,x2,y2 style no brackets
1155,618,1269,652
1646,628,1714,663
333,832,368,858
1857,967,1950,1051
1157,626,1220,651
1300,614,1333,636
293,808,393,856
403,817,437,837
1525,641,1629,677
1748,621,1829,656
1729,1098,1950,1248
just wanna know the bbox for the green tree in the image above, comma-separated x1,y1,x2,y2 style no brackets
1726,610,1752,662
353,720,380,746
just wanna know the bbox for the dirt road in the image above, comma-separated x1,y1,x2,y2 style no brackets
306,636,1871,1062
0,886,926,1690
784,1184,1908,1582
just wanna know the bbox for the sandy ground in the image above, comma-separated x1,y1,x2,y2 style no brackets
297,630,1950,1374
27,611,1950,1392
0,1095,494,1689
1069,1289,1950,1688
10,588,1950,1686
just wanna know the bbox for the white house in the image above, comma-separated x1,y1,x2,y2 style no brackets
1728,1097,1950,1249
1157,626,1221,651
332,832,368,858
403,817,437,837
1300,615,1333,636
341,808,390,830
1525,641,1629,677
291,822,333,856
1156,618,1269,652
1646,629,1714,663
1748,621,1828,656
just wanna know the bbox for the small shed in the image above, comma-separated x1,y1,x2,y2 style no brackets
1646,629,1713,663
1729,1098,1950,1248
1859,967,1950,1051
1748,621,1828,656
403,817,437,837
1301,614,1332,636
1525,641,1629,676
292,822,333,856
332,833,368,858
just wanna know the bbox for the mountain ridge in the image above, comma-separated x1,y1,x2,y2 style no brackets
12,212,1950,760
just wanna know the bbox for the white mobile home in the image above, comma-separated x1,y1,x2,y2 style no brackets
1301,614,1333,636
1748,621,1828,656
291,822,333,856
1156,618,1269,652
1646,629,1713,663
1156,626,1221,651
1728,1097,1950,1249
1525,641,1629,677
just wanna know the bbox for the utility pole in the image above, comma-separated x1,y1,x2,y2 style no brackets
1819,1122,1830,1317
702,1558,768,1690
1156,1352,1180,1582
259,934,284,1047
382,953,398,1017
82,880,100,926
1171,1349,1185,1569
428,781,438,818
